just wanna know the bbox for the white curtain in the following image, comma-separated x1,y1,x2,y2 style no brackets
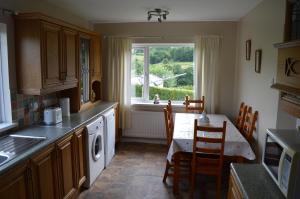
195,35,221,113
106,37,132,129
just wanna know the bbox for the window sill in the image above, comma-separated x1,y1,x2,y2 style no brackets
131,101,185,112
0,122,18,133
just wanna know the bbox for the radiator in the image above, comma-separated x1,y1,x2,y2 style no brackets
123,111,166,139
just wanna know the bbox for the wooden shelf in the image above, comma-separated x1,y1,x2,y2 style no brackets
271,83,300,96
274,40,300,48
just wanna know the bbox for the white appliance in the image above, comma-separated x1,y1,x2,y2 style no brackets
103,109,116,167
43,107,62,125
84,116,105,188
263,129,300,198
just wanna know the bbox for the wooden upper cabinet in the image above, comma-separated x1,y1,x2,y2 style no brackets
0,162,30,199
62,28,78,85
14,13,93,95
90,35,102,82
41,22,62,88
30,145,59,199
56,134,77,199
89,35,102,102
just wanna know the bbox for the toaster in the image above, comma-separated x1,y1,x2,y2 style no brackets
44,107,62,125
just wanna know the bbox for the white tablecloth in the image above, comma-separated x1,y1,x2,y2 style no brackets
167,113,256,161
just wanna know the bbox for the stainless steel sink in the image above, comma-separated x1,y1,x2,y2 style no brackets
0,154,8,165
0,134,47,166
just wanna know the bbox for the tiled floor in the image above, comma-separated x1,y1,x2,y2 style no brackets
78,142,230,199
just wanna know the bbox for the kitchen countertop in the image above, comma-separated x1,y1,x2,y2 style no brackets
231,163,285,199
0,101,117,175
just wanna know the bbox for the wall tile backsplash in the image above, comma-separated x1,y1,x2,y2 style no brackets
10,90,57,128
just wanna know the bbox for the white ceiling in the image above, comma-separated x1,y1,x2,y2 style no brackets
44,0,263,23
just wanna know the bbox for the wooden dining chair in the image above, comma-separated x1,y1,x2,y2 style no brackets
190,119,227,199
184,95,205,113
163,100,191,183
163,100,175,183
236,102,248,131
163,100,174,148
241,106,258,144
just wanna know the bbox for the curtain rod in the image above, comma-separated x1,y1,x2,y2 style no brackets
103,35,162,39
103,35,223,39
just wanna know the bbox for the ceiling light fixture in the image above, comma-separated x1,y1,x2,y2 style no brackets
147,8,169,23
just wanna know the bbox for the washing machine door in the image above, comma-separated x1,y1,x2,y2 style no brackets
92,133,103,161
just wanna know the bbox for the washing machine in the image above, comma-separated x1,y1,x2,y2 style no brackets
84,116,105,188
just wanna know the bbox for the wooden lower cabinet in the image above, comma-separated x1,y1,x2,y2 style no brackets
0,161,30,199
115,104,120,143
74,128,86,188
30,145,58,199
56,134,77,199
0,128,87,199
228,172,243,199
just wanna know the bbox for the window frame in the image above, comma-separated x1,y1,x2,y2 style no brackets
131,43,195,104
0,23,16,133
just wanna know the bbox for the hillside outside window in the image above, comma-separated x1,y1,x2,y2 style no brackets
131,43,195,103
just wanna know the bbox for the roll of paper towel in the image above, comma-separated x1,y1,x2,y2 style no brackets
59,98,70,116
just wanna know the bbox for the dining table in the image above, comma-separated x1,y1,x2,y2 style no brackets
167,113,256,194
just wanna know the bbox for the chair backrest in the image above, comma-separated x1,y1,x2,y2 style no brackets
192,119,227,167
163,100,174,147
236,102,247,131
241,106,258,143
184,95,205,113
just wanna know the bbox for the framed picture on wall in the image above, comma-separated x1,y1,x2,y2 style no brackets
255,49,262,73
246,39,251,60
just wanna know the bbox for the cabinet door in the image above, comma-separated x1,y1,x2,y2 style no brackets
0,162,29,199
91,35,101,82
41,22,63,88
30,145,59,199
63,28,78,86
115,105,120,143
227,173,243,199
74,128,86,188
89,35,102,101
57,134,77,199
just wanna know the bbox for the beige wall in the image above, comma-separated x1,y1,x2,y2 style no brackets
0,0,91,29
234,0,287,160
94,22,238,118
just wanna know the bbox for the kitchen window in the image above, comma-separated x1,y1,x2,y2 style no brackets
131,43,195,103
0,23,14,133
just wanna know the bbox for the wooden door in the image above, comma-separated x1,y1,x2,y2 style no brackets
56,134,77,199
0,162,30,199
30,145,58,199
74,128,86,188
63,28,78,86
41,22,63,88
